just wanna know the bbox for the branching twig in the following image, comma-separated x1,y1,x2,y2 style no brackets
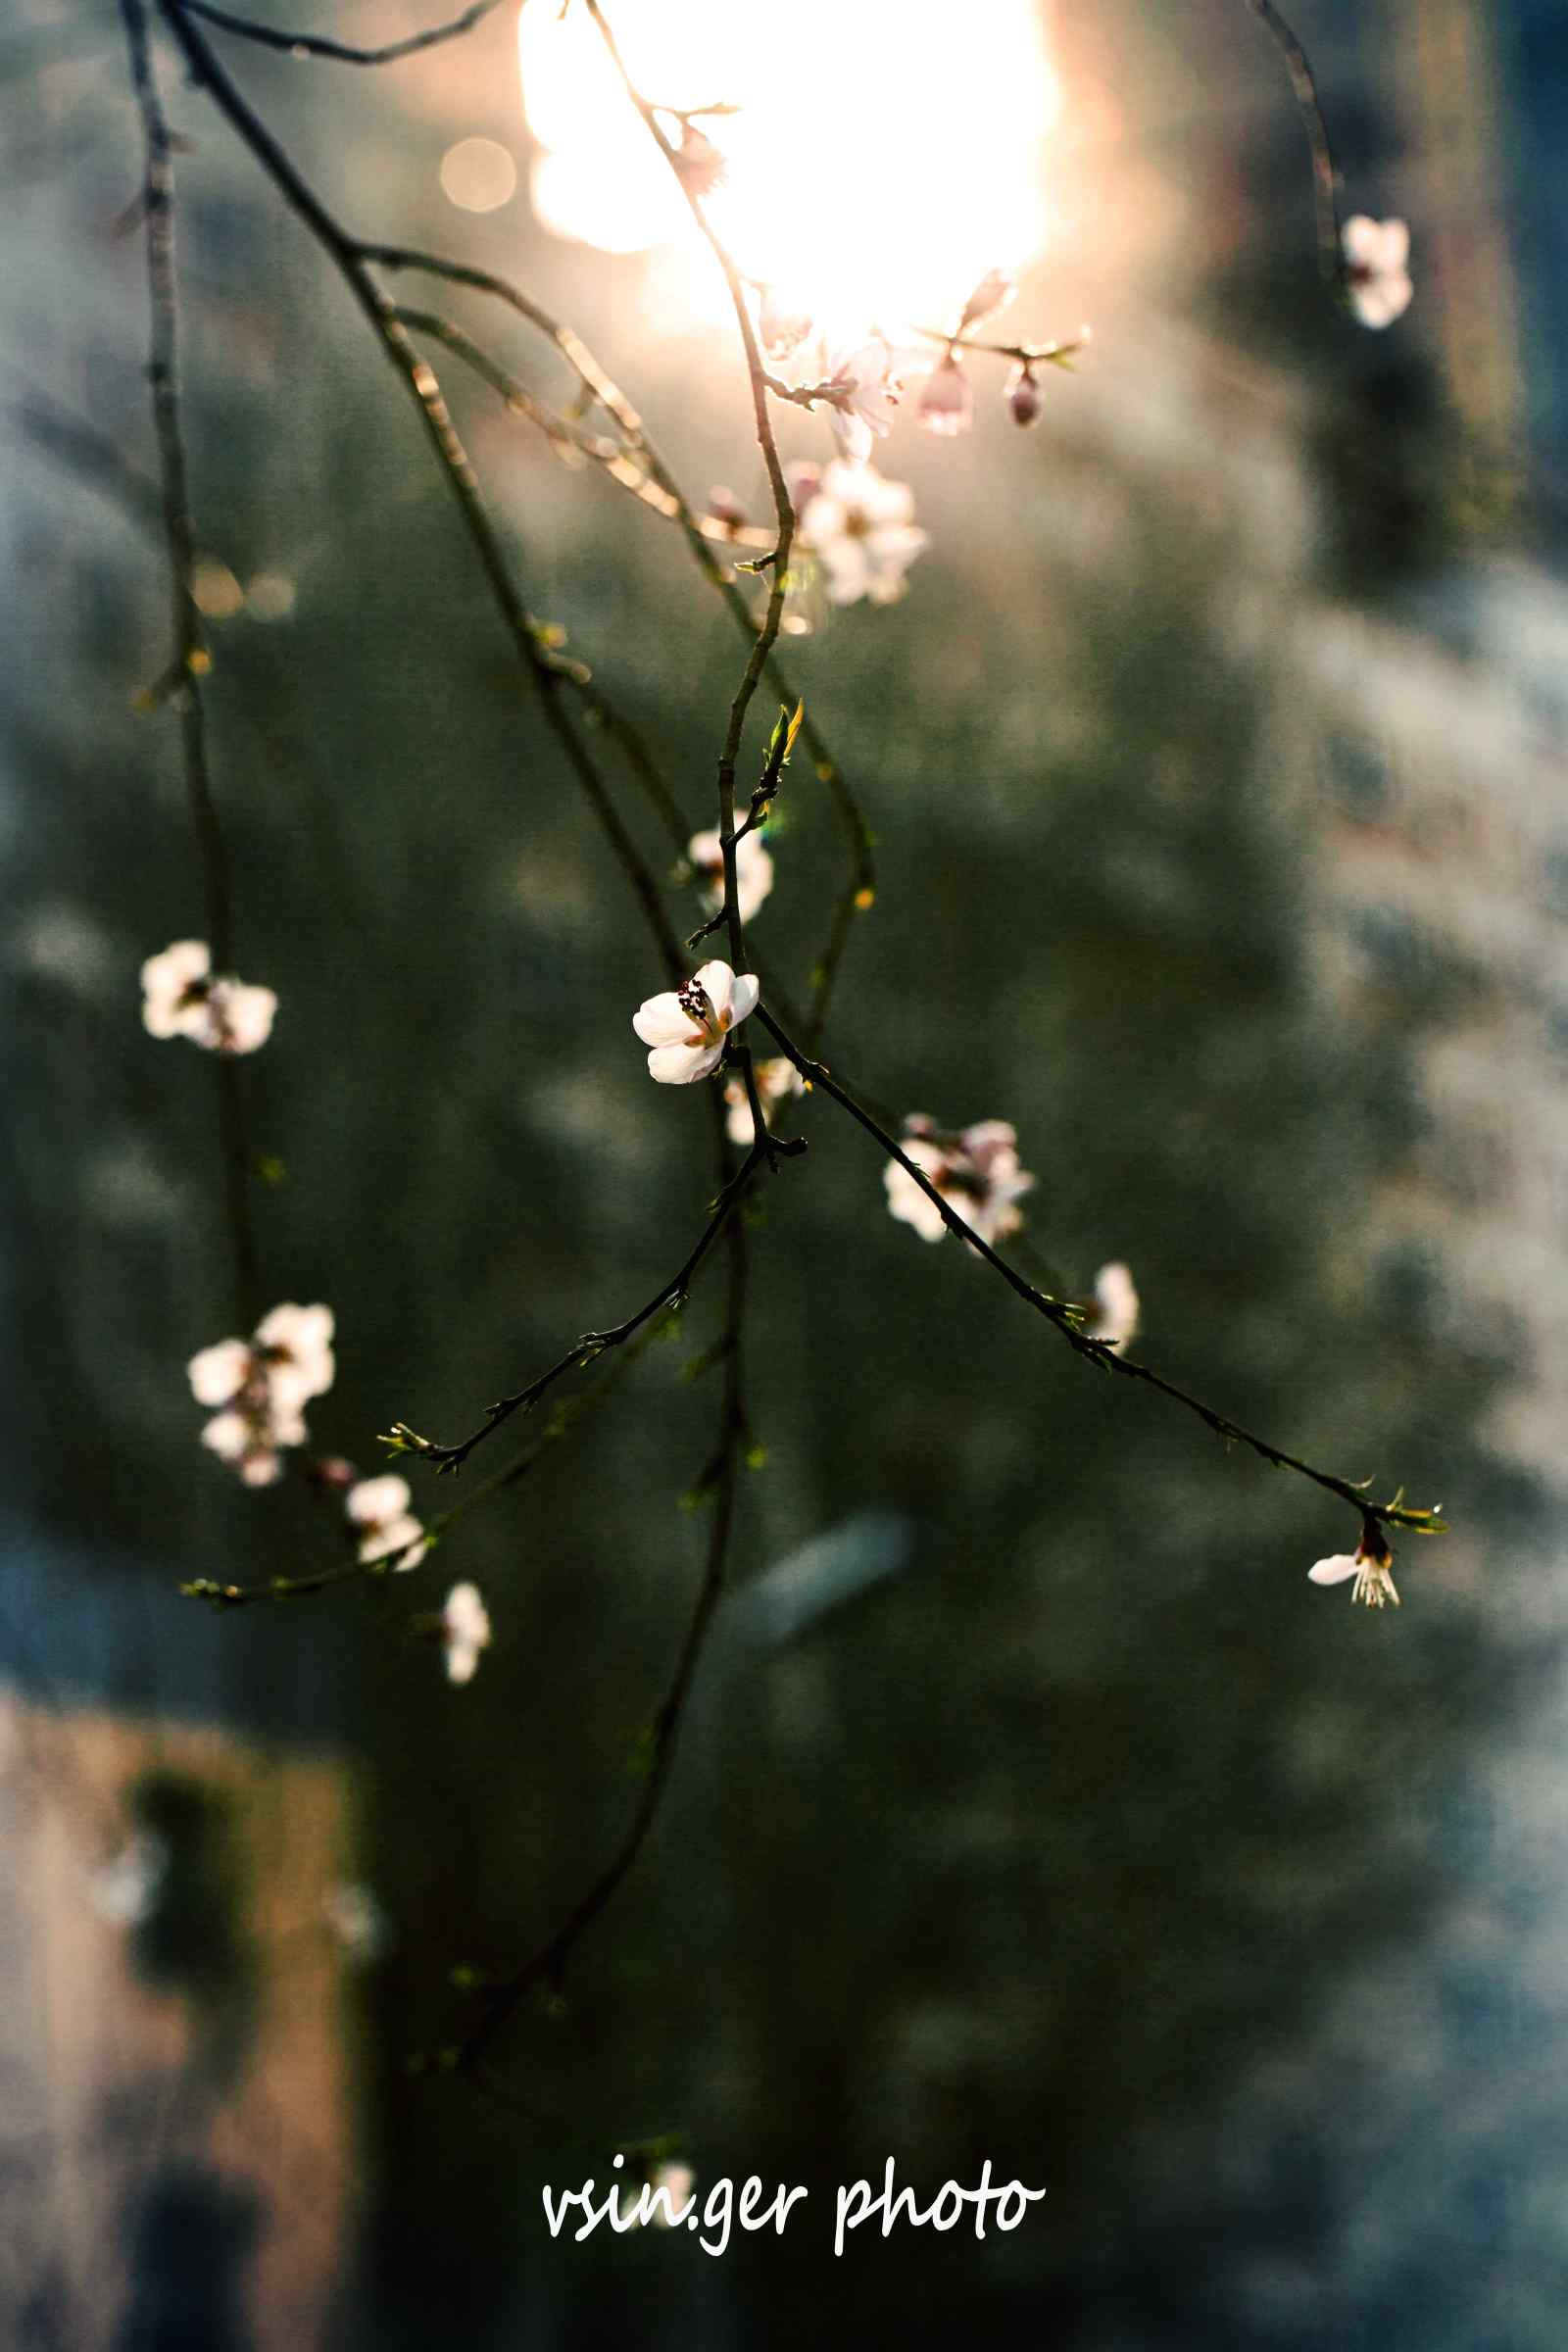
754,1004,1442,1537
180,0,508,67
121,0,260,1326
388,1141,768,1474
453,1199,750,2075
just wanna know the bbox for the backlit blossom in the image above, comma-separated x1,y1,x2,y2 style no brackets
724,1054,805,1146
1085,1260,1139,1354
347,1473,427,1570
141,938,276,1055
633,960,759,1085
670,122,724,198
1342,216,1412,329
799,461,928,608
84,1832,170,1929
819,338,902,463
1308,1523,1399,1609
188,1300,333,1484
958,266,1016,333
884,1116,1035,1248
919,352,974,437
758,285,812,360
687,819,773,926
442,1582,492,1684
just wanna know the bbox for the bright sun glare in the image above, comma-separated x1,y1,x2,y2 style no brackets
518,0,1061,331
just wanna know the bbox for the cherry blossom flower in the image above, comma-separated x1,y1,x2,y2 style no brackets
1341,216,1412,330
254,1301,335,1417
884,1116,1035,1248
441,1582,492,1684
758,285,812,360
1308,1523,1399,1609
1085,1260,1139,1354
687,819,773,927
1006,362,1043,428
958,266,1016,334
346,1473,427,1570
818,338,903,463
633,960,760,1085
799,462,928,608
188,1301,333,1484
670,122,725,198
724,1054,804,1146
919,352,974,437
141,938,276,1055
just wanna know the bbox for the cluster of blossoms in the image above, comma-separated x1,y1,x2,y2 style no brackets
633,959,759,1086
344,1472,427,1571
187,1301,334,1486
141,938,275,1055
884,1116,1037,1249
686,817,773,926
1341,215,1413,330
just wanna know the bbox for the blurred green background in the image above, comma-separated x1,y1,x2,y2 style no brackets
3,0,1566,2343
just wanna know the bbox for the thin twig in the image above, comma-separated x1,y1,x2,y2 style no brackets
454,1199,749,2074
754,1004,1441,1537
367,242,876,1036
1242,0,1345,287
121,0,260,1326
389,1141,767,1474
180,0,507,67
159,0,687,995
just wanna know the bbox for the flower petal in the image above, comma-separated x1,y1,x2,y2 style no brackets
726,972,760,1028
1307,1553,1361,1586
633,991,698,1048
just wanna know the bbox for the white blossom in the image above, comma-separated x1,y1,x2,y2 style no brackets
1308,1525,1399,1609
818,338,903,463
918,352,974,437
254,1301,335,1416
442,1582,492,1684
687,819,773,926
1342,216,1412,330
188,1301,333,1484
1085,1260,1139,1354
884,1116,1035,1248
724,1055,805,1146
140,938,276,1055
620,2161,698,2229
799,461,928,608
347,1473,427,1569
758,285,812,360
633,960,760,1086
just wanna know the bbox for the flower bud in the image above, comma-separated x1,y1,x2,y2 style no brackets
958,266,1016,334
918,353,973,437
1006,362,1043,428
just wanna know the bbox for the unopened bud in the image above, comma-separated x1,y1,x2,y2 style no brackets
918,353,973,438
958,266,1015,334
1006,362,1043,428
